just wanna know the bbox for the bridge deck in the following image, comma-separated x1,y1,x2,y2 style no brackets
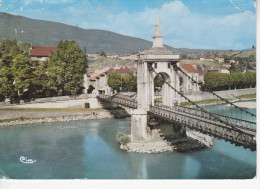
98,94,256,151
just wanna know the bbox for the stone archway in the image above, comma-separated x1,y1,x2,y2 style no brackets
87,85,95,94
153,72,173,106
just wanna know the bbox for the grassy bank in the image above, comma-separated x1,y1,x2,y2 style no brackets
180,98,231,106
238,93,256,99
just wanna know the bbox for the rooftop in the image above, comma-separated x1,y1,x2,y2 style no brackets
180,64,198,73
30,46,56,57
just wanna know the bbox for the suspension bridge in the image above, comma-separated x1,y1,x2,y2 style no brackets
98,20,256,151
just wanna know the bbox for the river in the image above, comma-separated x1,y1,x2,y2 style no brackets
0,102,256,179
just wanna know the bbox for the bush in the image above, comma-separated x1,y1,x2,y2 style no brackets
116,133,131,145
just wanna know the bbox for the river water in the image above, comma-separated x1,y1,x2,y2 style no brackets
0,102,256,179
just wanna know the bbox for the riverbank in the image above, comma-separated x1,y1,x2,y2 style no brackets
182,97,256,108
0,108,130,127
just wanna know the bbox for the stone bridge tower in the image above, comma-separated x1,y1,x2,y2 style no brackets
131,20,182,142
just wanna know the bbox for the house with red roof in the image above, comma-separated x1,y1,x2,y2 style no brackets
204,57,215,61
30,46,56,62
107,54,118,59
179,64,199,92
200,55,206,60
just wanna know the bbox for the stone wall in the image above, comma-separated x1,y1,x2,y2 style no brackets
0,94,103,109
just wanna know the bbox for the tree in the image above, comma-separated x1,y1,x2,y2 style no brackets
229,62,241,73
0,55,14,99
154,74,164,89
179,76,183,86
107,71,123,92
123,71,137,92
203,72,256,91
11,54,34,98
0,40,17,57
9,45,21,58
99,51,106,57
46,40,88,96
18,42,31,52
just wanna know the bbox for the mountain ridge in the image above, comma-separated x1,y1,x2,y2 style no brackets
0,12,229,54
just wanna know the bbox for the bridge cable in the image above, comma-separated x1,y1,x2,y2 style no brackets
147,64,251,134
176,66,256,118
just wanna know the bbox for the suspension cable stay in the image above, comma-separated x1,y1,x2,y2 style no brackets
148,65,254,134
176,65,256,118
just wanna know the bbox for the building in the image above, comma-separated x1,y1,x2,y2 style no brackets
200,55,206,60
118,54,137,60
30,46,56,62
87,53,99,59
222,63,231,69
204,57,215,61
179,64,199,92
227,59,237,64
220,68,230,73
83,66,133,95
216,56,224,63
195,65,206,84
106,54,119,59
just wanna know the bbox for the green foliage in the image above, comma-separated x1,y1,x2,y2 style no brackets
107,71,123,92
12,54,34,98
46,40,88,95
107,71,137,92
229,62,242,73
99,51,106,57
179,76,183,86
0,39,17,58
0,55,14,97
9,45,21,58
18,42,31,52
154,74,164,89
238,93,256,99
0,40,88,102
180,98,231,106
203,72,256,91
123,71,137,91
116,133,131,145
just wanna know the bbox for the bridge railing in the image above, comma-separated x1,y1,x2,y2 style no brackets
174,105,256,131
153,104,256,131
98,94,138,109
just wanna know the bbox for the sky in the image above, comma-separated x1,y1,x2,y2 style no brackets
0,0,256,50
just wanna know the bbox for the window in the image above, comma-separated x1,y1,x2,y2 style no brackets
154,63,157,69
168,63,170,68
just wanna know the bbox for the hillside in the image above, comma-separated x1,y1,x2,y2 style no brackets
216,49,256,58
1,12,224,55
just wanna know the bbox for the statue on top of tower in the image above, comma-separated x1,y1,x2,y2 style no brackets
155,19,160,35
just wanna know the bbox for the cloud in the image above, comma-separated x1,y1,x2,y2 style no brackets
1,0,255,50
79,1,255,49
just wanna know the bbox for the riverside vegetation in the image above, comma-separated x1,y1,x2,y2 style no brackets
0,40,88,103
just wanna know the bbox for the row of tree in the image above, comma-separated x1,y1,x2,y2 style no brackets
0,40,88,103
107,72,168,93
107,71,137,92
203,72,256,91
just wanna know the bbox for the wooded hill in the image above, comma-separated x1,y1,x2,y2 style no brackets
1,12,228,55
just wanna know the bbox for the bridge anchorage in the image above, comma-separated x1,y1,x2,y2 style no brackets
98,20,256,152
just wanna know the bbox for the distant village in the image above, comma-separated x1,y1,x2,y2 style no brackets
29,45,256,96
